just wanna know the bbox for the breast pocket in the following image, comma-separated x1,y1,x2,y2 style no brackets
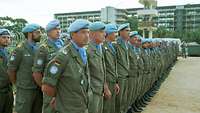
23,53,33,66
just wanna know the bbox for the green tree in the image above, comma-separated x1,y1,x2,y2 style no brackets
0,16,28,32
153,26,200,44
153,26,169,38
125,16,138,31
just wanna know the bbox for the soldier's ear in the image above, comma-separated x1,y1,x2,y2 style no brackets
23,33,28,39
71,32,76,37
27,32,33,39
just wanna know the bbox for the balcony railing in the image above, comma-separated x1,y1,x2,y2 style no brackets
138,21,157,28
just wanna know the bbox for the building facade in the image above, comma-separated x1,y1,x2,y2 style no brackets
55,4,200,32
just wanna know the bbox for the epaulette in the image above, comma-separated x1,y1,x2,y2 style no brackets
40,43,48,48
17,42,23,48
112,41,117,44
84,45,89,49
60,43,71,55
104,46,108,50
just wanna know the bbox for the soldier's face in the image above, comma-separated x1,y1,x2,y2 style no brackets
133,37,138,42
107,32,117,42
72,29,90,47
147,42,151,47
129,37,137,45
154,43,156,47
142,43,148,48
0,35,11,47
136,40,142,47
157,42,161,47
119,28,130,41
150,43,153,47
90,30,106,44
48,28,60,39
32,29,42,42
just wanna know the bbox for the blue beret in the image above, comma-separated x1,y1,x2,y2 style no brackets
129,31,138,37
89,21,105,31
152,38,158,43
148,38,153,42
105,24,118,35
156,39,162,43
156,38,162,42
22,24,40,33
145,38,149,43
68,19,90,33
118,23,130,31
137,35,143,40
142,38,148,44
0,29,11,36
46,20,60,32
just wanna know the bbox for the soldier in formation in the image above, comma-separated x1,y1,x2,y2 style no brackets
1,19,179,113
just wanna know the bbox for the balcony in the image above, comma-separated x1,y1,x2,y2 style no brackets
138,21,157,28
116,18,126,22
137,9,158,16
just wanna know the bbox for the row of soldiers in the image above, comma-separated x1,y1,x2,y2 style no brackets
0,19,179,113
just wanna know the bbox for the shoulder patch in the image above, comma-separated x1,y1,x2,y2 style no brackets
48,59,62,75
49,65,58,74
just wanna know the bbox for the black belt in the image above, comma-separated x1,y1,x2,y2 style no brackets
118,76,129,79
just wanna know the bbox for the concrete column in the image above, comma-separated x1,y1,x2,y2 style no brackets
143,30,145,38
149,30,153,38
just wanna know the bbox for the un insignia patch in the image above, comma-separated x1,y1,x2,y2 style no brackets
49,65,58,74
37,59,43,65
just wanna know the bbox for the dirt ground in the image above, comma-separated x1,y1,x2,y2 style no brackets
142,57,200,113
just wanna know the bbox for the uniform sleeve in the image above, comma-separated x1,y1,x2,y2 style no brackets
102,49,107,84
32,46,48,73
0,56,5,73
7,47,22,71
42,52,67,87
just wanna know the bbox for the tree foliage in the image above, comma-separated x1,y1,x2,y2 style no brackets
0,16,28,32
126,16,200,44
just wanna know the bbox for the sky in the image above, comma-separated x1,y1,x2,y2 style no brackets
0,0,199,27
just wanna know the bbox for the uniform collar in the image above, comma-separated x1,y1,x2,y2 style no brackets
28,40,36,45
71,40,81,51
48,37,64,48
106,41,116,55
71,40,87,65
118,37,128,50
27,40,37,51
0,47,5,51
91,41,102,54
0,47,7,56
